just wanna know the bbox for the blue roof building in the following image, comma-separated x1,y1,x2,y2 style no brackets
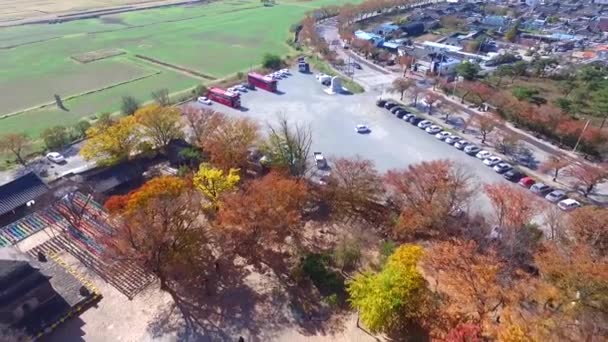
373,23,400,36
354,30,384,46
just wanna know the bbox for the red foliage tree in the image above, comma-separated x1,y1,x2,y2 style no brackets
564,161,608,196
384,160,474,239
484,183,539,229
539,155,570,182
445,323,483,342
218,173,308,260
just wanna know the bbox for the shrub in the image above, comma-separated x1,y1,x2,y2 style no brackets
121,95,140,115
262,53,283,70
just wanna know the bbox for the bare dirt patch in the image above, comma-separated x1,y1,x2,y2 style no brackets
71,48,126,63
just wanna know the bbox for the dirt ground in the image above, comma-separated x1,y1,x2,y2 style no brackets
43,217,387,342
0,0,189,23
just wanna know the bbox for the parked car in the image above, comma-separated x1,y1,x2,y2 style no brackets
417,120,432,129
545,190,567,203
409,116,423,125
475,150,492,159
445,135,461,145
426,125,442,134
197,96,212,105
493,162,512,173
376,99,387,107
435,131,450,140
46,152,66,164
454,140,470,150
504,170,526,182
518,177,535,188
351,62,362,70
395,109,408,118
483,156,502,166
390,106,403,114
464,145,481,155
384,102,398,110
530,183,552,196
557,198,581,211
355,124,371,134
313,152,327,169
235,85,248,92
403,113,415,122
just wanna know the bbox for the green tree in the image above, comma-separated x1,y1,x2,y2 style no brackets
455,61,480,81
591,89,608,129
73,120,92,139
512,86,539,102
262,53,283,70
504,22,519,42
193,163,240,209
193,84,208,98
121,95,140,115
347,244,430,333
41,125,70,150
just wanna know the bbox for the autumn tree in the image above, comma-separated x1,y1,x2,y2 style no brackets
348,244,432,334
0,133,31,166
568,206,608,255
384,160,474,239
534,242,608,340
390,77,415,100
202,117,259,171
423,240,505,326
445,323,482,342
183,106,226,146
424,91,442,115
193,163,240,210
218,172,308,261
80,116,141,166
539,155,570,182
484,183,539,229
325,156,385,217
564,162,608,196
474,115,500,144
264,116,312,177
104,176,210,290
134,105,184,151
151,88,171,106
410,86,424,106
399,55,415,76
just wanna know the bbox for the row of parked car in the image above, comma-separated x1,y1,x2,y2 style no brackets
376,99,582,212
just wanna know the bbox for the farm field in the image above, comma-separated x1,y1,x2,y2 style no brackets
0,0,358,137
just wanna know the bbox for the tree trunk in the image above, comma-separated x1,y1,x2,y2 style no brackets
15,153,26,166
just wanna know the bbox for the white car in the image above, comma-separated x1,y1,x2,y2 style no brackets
315,73,329,80
279,69,290,76
475,150,492,160
493,162,512,174
355,124,370,134
445,135,461,145
46,152,66,164
557,198,581,211
435,131,450,140
197,96,212,105
417,120,432,129
425,125,442,134
235,85,247,92
454,140,470,150
483,156,502,166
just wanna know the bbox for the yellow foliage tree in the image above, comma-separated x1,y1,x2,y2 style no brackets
80,116,140,166
193,163,240,209
134,104,184,149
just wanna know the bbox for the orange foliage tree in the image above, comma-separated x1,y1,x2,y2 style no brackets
568,206,608,255
218,172,308,261
384,160,474,239
202,117,259,171
183,106,227,147
423,240,505,328
474,115,501,144
325,156,385,217
103,176,209,290
484,183,539,229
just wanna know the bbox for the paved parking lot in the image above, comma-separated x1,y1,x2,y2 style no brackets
191,70,510,212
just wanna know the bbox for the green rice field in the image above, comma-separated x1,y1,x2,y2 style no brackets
0,0,357,137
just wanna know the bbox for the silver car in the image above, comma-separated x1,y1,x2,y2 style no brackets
545,190,567,203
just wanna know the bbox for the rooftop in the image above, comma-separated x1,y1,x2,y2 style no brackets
0,172,49,217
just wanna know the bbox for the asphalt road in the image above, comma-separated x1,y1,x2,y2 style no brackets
191,70,510,213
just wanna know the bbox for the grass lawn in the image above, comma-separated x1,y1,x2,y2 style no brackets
0,0,360,138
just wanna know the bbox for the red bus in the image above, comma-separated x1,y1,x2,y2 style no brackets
247,72,277,92
207,87,240,108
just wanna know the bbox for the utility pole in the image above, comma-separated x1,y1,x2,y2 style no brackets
572,119,591,153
